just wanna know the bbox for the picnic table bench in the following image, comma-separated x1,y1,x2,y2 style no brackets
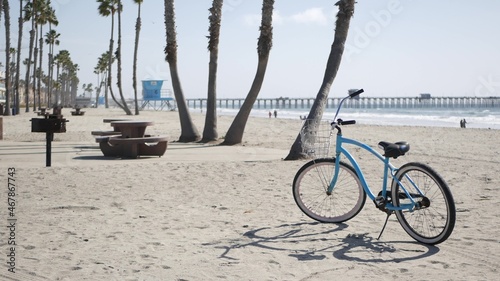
91,119,130,136
93,120,168,158
35,107,48,116
71,107,85,116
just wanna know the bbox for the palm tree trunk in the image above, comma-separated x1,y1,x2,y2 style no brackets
14,0,22,115
24,20,35,112
201,0,223,143
32,25,38,110
37,25,44,108
55,63,60,104
284,0,356,160
106,11,123,111
2,0,12,115
115,1,133,115
164,0,200,142
222,0,274,145
132,2,142,115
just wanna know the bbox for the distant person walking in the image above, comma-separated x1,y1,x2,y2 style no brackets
273,110,277,118
460,119,467,128
269,111,272,118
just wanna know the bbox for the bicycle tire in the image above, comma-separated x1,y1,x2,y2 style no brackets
391,162,456,245
292,158,366,223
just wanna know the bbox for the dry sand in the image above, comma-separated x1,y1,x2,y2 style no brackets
0,107,499,280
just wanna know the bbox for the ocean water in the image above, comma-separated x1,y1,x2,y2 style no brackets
195,106,500,130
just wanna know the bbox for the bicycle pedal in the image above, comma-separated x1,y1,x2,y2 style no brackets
374,195,386,208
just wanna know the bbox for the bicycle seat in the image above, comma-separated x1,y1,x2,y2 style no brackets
378,141,410,158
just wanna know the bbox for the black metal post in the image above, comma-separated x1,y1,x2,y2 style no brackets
46,132,53,167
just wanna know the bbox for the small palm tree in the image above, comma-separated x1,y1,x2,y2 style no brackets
53,49,70,104
45,29,60,105
95,51,113,107
222,0,274,145
164,0,200,142
284,0,356,160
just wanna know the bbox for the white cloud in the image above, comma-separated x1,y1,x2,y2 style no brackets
242,8,329,27
291,8,328,25
243,10,284,27
243,14,261,26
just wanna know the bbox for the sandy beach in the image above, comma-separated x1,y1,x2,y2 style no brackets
0,107,499,280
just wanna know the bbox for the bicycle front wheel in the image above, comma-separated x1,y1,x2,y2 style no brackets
391,162,456,244
292,158,366,223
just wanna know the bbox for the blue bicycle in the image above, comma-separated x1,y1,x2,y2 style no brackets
292,89,456,245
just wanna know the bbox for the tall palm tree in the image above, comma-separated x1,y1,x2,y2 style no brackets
97,0,131,114
132,0,143,115
115,0,132,114
22,1,36,112
164,0,200,142
36,2,57,108
201,0,223,143
24,0,45,110
284,0,356,160
221,0,274,145
45,28,60,105
2,0,12,115
14,0,24,115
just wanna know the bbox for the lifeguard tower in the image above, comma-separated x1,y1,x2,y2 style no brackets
140,80,176,111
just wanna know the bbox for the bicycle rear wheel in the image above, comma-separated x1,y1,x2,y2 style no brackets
391,162,456,244
292,158,366,223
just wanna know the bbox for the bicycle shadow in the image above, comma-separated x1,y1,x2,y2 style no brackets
214,222,439,263
331,233,440,263
215,222,345,261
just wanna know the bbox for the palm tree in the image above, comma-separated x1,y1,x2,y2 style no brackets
164,0,200,142
284,0,356,160
2,0,12,115
97,0,131,114
22,1,36,112
45,28,60,106
221,0,274,145
14,0,24,115
53,49,74,105
36,2,57,108
115,0,132,114
53,49,70,105
83,83,93,97
94,51,112,107
201,0,223,143
132,0,143,115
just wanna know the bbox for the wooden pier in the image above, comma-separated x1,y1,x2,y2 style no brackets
187,96,500,110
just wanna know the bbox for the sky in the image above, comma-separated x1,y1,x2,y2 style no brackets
1,0,500,100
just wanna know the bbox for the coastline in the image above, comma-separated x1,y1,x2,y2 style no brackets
0,108,499,280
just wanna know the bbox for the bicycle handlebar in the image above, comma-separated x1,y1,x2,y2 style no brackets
331,88,364,129
338,119,356,126
349,89,364,98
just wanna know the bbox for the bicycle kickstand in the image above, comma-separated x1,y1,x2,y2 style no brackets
377,212,392,240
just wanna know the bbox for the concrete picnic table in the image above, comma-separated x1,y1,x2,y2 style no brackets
95,120,168,159
109,120,153,138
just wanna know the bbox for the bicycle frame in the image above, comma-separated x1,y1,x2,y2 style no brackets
328,132,420,212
